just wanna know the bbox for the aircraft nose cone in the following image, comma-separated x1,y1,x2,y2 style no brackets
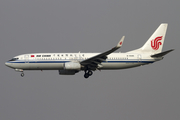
5,62,11,68
5,62,8,66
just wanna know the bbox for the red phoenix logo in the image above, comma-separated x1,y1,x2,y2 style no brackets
151,36,163,50
120,42,122,45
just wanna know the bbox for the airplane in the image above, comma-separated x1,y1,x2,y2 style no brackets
5,23,174,78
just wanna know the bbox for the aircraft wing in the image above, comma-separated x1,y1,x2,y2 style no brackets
80,36,125,70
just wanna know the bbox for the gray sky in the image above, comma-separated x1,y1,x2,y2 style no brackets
0,0,179,120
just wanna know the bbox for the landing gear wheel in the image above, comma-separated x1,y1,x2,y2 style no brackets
88,70,93,76
21,73,24,77
84,73,89,78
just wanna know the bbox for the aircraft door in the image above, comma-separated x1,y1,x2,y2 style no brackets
137,54,141,62
24,55,29,63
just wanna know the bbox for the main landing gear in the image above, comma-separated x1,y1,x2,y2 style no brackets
84,70,93,78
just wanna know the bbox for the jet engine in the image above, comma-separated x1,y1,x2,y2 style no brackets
64,62,81,70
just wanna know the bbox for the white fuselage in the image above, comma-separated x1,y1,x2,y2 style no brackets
5,52,161,70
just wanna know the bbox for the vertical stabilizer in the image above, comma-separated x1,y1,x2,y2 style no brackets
140,23,168,53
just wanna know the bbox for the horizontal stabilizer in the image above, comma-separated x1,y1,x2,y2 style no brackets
151,49,174,57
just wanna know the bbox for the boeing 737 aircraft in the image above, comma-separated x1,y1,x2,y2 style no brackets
5,23,173,78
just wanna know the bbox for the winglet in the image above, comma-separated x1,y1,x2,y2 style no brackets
116,36,125,48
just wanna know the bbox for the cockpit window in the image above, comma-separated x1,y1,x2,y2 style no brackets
9,58,19,61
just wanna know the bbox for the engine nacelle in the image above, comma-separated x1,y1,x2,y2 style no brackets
64,62,81,70
59,70,77,75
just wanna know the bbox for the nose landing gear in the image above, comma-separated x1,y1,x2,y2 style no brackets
14,69,24,77
21,72,24,77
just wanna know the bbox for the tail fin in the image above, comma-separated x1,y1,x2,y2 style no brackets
128,23,168,54
141,23,168,53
